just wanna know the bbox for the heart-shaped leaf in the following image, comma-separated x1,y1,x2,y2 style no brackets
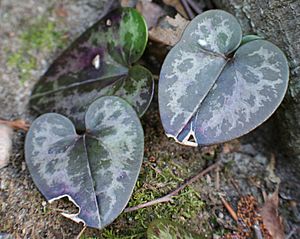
147,219,205,239
159,10,289,146
30,7,153,130
25,96,144,229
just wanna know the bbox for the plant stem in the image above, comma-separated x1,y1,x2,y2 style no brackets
125,161,221,213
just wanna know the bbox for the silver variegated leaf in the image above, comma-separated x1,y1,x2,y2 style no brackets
159,10,289,146
25,96,144,229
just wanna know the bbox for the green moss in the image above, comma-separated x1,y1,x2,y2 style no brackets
88,157,205,238
7,18,66,83
20,21,66,50
7,52,37,83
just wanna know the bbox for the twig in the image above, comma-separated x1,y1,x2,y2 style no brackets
0,119,29,131
220,195,238,221
228,175,242,196
125,162,221,213
180,0,195,19
286,226,299,239
144,161,162,175
215,165,220,190
75,226,87,239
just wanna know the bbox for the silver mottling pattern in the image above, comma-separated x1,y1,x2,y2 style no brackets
114,65,154,116
194,17,233,53
159,43,226,137
182,10,242,54
85,96,144,227
159,10,289,146
120,10,141,63
30,121,76,187
25,113,101,228
122,76,148,106
25,96,144,228
195,40,289,144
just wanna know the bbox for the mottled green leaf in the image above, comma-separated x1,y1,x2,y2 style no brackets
159,10,289,146
30,8,153,130
241,34,264,45
112,65,154,117
147,219,205,239
25,96,144,229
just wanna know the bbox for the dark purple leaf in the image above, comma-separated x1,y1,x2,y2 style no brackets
30,8,153,130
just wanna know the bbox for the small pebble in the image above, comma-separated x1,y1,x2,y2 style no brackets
21,161,26,171
0,124,13,169
106,19,112,26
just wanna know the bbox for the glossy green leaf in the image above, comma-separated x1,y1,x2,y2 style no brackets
147,219,205,239
241,34,264,45
30,8,153,130
25,96,144,229
159,10,289,146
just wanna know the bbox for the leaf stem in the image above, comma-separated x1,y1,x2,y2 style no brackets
124,161,221,213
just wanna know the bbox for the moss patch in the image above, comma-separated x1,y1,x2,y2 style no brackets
75,104,216,238
7,18,66,83
83,156,205,238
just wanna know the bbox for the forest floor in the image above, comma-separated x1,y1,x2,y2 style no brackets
0,0,299,238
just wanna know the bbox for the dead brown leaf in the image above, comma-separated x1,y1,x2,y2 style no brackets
136,0,166,29
120,0,138,7
266,153,281,185
149,14,189,46
163,0,188,18
54,4,68,17
0,119,30,131
222,139,240,154
260,189,285,239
